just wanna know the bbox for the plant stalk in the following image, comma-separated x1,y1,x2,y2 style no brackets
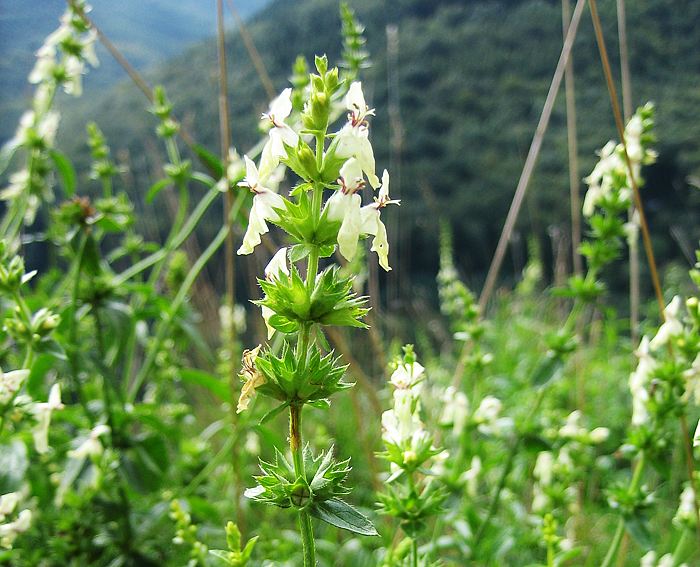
290,402,315,566
600,451,646,567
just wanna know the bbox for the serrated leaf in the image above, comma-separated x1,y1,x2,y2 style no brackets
310,498,378,536
50,149,77,196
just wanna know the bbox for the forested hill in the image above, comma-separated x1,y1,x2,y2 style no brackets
55,0,700,285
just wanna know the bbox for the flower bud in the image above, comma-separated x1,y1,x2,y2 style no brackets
297,145,319,179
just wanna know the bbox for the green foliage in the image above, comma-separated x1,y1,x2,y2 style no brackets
255,342,350,403
257,265,369,332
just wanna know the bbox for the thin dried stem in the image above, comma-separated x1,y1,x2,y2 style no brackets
562,0,582,277
225,0,276,100
478,0,587,312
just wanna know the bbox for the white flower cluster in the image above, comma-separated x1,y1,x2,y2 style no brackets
628,296,698,429
582,113,657,218
673,484,697,529
640,551,686,567
1,369,63,455
236,83,397,271
0,368,29,406
1,2,98,225
532,450,576,514
557,410,609,445
439,387,512,437
0,492,31,549
68,424,110,460
381,359,433,468
28,1,99,98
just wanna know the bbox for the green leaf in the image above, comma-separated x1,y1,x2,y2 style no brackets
146,178,171,203
624,514,652,548
0,441,28,493
26,353,56,398
179,368,231,402
531,355,564,387
289,243,313,263
310,498,378,536
0,141,19,176
192,143,224,178
50,149,77,196
259,402,291,425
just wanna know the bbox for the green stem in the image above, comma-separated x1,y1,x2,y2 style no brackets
65,232,91,417
128,223,228,401
600,451,647,567
473,385,548,550
672,528,691,565
547,538,555,567
411,537,418,567
93,305,133,557
113,183,220,287
290,402,315,566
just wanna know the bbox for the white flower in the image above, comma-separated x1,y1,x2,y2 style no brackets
0,170,30,203
63,56,85,96
336,123,379,189
589,427,610,444
260,248,290,339
0,493,19,521
344,81,375,126
623,210,640,249
339,157,366,193
673,485,697,527
534,451,554,486
640,551,657,567
68,424,110,459
474,396,507,435
261,88,298,162
694,417,700,448
461,456,482,497
389,360,425,389
0,508,31,548
359,170,398,271
685,353,700,405
559,410,585,439
237,156,286,255
0,368,30,405
630,336,654,426
264,248,289,281
440,386,469,435
327,189,363,262
31,384,64,454
29,45,57,85
650,296,683,350
335,83,379,189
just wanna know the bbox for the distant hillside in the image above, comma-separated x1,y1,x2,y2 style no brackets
0,0,270,139
41,0,700,288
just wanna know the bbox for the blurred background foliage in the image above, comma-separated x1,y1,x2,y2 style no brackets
2,0,700,319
